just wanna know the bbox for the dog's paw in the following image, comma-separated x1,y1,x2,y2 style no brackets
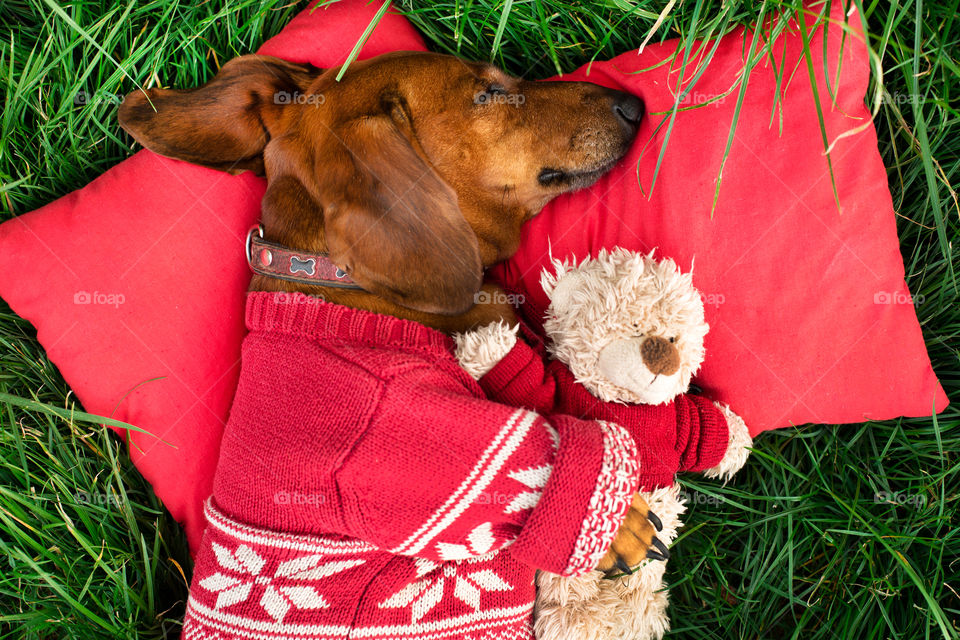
704,402,753,481
595,493,669,577
453,320,519,380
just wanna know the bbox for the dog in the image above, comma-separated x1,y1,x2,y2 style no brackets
120,51,662,640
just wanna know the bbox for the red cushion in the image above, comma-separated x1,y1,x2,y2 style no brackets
0,0,946,556
491,3,948,431
0,153,263,556
0,0,428,554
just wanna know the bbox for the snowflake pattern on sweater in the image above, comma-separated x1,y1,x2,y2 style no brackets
181,292,641,640
378,557,514,622
199,539,364,620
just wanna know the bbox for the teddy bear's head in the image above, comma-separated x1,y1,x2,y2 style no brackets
541,248,708,406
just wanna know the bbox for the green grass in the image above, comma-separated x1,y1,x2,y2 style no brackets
0,0,957,638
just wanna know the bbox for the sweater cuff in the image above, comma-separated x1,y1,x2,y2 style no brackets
479,339,555,413
508,416,639,577
677,395,729,472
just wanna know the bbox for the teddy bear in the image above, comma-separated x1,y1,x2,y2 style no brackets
454,247,753,640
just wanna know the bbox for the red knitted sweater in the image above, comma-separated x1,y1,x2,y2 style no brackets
182,292,641,640
478,338,729,491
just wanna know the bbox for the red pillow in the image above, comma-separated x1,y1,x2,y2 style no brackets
0,0,946,556
492,3,948,431
0,0,429,554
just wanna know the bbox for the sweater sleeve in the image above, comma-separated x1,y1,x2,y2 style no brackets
334,372,640,577
478,338,558,415
674,394,729,473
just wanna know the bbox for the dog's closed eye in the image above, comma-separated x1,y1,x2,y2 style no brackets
538,169,566,186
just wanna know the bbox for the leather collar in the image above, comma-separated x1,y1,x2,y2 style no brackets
245,225,364,290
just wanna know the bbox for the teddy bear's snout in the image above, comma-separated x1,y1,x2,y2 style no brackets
641,336,680,376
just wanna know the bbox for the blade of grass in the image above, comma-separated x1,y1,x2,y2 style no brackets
335,0,392,81
797,3,842,213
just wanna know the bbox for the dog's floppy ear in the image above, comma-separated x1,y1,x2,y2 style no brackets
315,99,483,315
118,55,319,175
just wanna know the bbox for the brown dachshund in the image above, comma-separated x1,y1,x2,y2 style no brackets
119,51,660,577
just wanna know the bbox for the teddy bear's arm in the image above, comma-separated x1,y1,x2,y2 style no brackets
455,321,558,414
703,403,753,481
672,395,736,474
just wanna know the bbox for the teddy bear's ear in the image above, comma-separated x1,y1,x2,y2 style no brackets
544,270,587,313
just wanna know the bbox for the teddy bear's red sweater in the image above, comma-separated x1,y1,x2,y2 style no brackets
182,292,641,640
479,338,728,491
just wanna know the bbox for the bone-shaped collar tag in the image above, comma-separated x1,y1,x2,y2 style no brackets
245,225,364,290
290,256,316,276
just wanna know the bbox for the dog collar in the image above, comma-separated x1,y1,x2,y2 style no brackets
245,225,364,290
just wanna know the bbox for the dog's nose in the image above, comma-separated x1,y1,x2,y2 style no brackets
612,92,644,128
641,336,679,376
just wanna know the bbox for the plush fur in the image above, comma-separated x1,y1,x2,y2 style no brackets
540,249,708,407
453,320,518,380
534,485,685,640
456,248,753,640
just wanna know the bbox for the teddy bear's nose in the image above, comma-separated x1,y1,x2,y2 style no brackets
641,336,680,376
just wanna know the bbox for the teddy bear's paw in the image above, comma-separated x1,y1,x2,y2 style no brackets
586,488,683,640
703,403,753,481
639,485,686,545
596,494,669,577
453,320,519,380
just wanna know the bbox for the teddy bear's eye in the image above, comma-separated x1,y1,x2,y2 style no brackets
669,337,676,343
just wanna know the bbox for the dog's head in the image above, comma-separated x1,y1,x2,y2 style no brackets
120,52,642,316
